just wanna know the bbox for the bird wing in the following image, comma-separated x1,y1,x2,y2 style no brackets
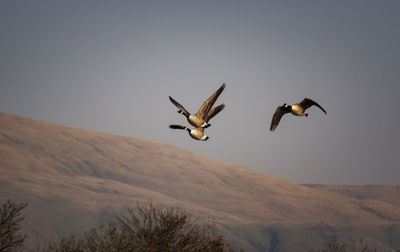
195,83,225,119
169,96,190,116
204,104,225,122
299,98,327,114
270,105,290,131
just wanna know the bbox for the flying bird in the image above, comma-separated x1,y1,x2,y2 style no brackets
169,125,209,141
270,98,326,131
169,83,225,128
168,104,224,141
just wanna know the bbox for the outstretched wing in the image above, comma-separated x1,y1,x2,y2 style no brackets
195,83,225,119
299,98,326,114
204,104,225,122
270,105,290,131
169,96,190,116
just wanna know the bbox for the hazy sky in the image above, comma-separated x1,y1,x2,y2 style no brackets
1,1,399,185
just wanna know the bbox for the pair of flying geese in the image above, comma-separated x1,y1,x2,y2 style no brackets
169,84,327,141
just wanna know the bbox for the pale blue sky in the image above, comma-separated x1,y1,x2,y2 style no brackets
1,1,399,184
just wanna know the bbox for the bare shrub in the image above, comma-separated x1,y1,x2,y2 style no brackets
0,199,28,252
45,201,231,252
309,238,379,252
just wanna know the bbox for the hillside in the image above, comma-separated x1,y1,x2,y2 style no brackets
1,112,399,251
304,184,400,207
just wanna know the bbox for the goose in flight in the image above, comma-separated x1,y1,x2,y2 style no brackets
169,125,209,141
270,98,326,131
168,104,224,141
169,83,225,128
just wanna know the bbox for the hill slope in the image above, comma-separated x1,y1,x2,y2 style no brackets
304,184,400,207
1,112,399,251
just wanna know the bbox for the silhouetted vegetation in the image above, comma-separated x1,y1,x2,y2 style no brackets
0,199,28,252
308,238,399,252
2,199,399,252
44,201,231,252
